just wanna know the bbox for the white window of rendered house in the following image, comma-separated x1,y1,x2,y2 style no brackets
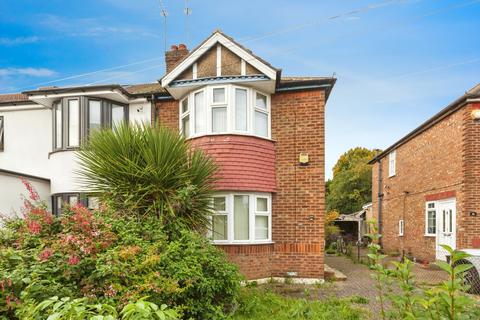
399,219,404,236
425,202,436,236
67,99,80,147
389,150,396,177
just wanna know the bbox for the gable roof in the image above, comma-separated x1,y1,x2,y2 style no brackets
161,30,280,89
369,83,480,164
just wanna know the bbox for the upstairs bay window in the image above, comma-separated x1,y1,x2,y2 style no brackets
210,193,272,244
53,97,127,151
179,85,271,139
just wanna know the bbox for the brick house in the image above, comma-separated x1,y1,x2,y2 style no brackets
0,31,335,281
369,84,480,262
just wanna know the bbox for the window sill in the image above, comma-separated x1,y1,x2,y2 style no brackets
212,241,274,246
424,234,436,237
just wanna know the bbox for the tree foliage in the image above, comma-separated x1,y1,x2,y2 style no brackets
326,147,380,214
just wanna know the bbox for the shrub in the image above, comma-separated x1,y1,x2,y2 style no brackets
76,124,217,235
366,222,480,319
0,183,241,320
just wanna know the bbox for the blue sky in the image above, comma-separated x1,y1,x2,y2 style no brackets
1,0,479,179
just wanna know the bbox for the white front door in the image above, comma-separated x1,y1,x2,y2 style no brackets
436,199,456,261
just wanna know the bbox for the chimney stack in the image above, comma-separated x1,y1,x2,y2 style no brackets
165,43,189,74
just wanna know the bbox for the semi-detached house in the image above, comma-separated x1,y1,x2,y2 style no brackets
0,31,336,281
369,84,480,263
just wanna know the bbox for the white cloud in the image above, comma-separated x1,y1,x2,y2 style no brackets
0,68,57,77
0,36,40,45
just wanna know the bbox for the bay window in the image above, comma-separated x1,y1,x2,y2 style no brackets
210,193,272,244
53,193,100,216
179,85,270,139
53,97,127,151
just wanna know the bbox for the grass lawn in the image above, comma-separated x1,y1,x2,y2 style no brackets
232,284,368,320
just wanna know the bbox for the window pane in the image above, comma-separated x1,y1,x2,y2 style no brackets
212,107,227,133
194,91,205,134
56,196,63,215
234,195,249,240
69,195,78,206
68,100,79,147
213,197,226,211
256,198,268,212
254,111,268,137
181,98,189,114
55,103,62,149
428,203,435,209
88,197,99,210
182,115,190,138
256,93,267,110
255,216,268,240
112,105,125,128
89,100,102,132
213,215,228,241
235,89,247,131
428,210,436,234
213,88,225,103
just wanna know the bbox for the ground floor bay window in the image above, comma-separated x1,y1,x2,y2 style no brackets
210,193,272,244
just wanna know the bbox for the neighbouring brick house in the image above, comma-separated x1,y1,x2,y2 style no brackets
0,30,335,281
369,84,480,262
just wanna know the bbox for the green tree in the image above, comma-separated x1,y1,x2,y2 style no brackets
326,147,380,214
76,123,217,235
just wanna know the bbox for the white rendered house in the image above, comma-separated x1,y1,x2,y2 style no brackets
0,84,158,216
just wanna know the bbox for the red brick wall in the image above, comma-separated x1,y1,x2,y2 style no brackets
189,135,276,193
459,102,480,249
372,107,465,262
270,89,325,278
155,88,326,279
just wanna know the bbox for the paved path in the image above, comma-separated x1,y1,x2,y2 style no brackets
320,255,448,319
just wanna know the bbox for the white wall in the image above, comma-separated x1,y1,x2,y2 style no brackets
0,99,153,200
0,106,52,178
128,100,152,124
0,172,51,218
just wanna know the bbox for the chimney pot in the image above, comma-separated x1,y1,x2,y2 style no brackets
165,44,190,74
178,43,187,50
170,44,178,51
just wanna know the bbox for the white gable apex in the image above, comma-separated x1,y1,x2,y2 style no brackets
161,31,278,88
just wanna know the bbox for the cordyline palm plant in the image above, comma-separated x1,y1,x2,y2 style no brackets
76,123,217,234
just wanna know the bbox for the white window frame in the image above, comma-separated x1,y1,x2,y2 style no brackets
398,219,404,236
210,196,229,242
425,202,437,237
179,85,271,139
253,92,270,138
210,192,272,245
388,150,396,177
179,97,190,138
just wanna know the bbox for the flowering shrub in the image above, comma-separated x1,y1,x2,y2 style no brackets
0,180,241,319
